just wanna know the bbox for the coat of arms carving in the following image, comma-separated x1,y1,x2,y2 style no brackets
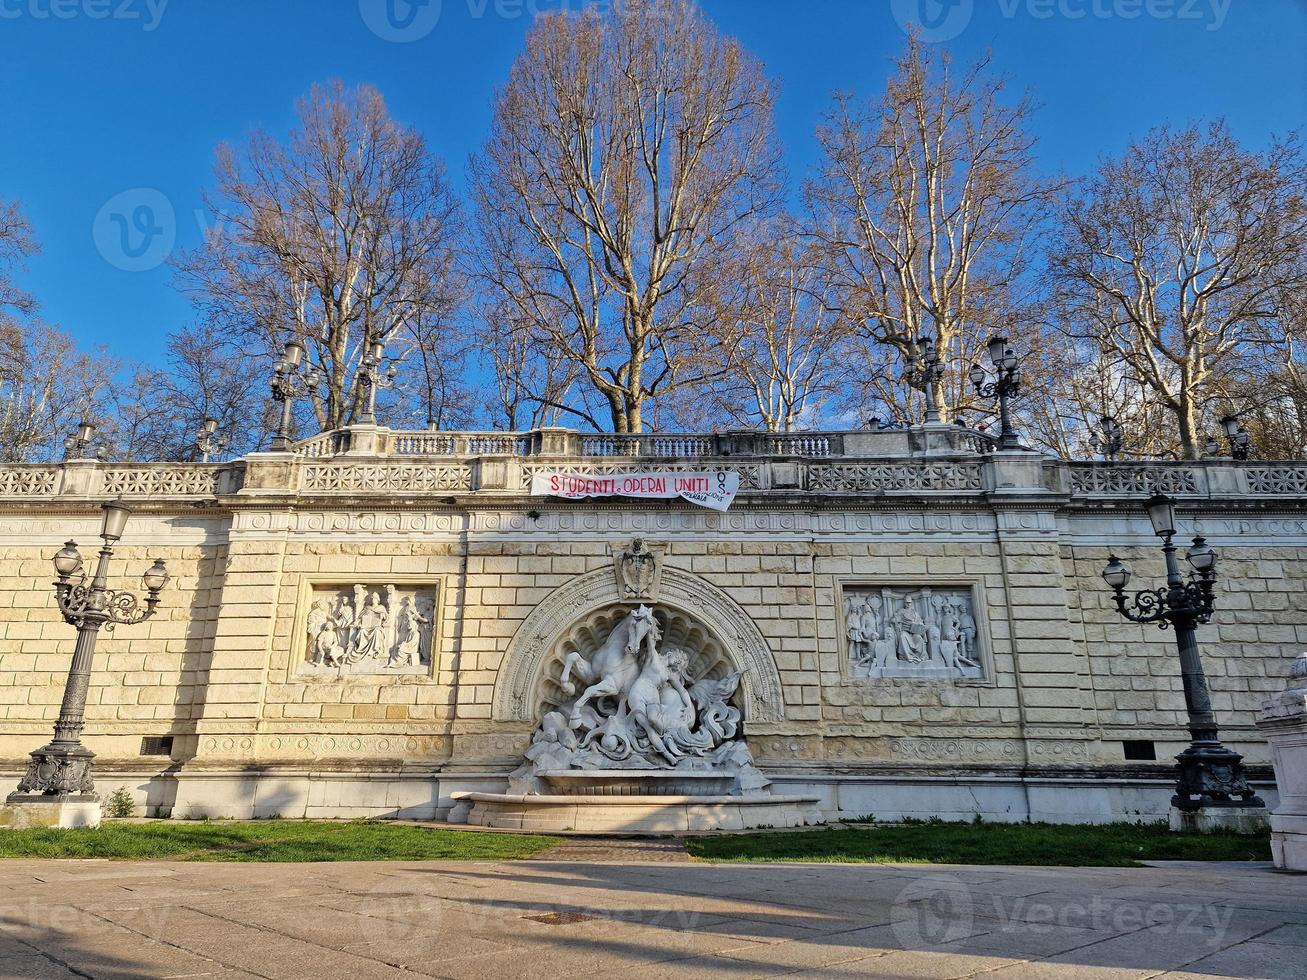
613,538,664,601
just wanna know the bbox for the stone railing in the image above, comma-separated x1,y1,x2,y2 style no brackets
1060,461,1307,499
0,461,241,500
6,429,1307,505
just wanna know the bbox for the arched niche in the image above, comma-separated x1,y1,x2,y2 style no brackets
492,566,785,724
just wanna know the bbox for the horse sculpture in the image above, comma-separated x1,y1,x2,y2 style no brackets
559,605,660,729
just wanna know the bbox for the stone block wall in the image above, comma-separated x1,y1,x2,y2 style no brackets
0,439,1304,819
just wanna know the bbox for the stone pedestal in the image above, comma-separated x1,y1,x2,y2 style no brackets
1,794,101,829
1169,806,1268,836
1255,653,1307,870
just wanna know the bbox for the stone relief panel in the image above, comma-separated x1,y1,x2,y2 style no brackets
299,583,437,677
842,585,984,681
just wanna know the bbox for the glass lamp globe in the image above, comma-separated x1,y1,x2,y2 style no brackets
52,542,83,578
987,336,1008,367
969,363,986,389
100,499,133,542
1186,537,1217,574
1101,555,1131,590
1143,493,1177,538
142,559,170,593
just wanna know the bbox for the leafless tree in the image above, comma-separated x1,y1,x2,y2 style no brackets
807,37,1055,424
708,229,851,431
176,81,464,433
0,199,38,329
469,0,782,432
0,322,118,463
1050,122,1307,458
106,322,277,461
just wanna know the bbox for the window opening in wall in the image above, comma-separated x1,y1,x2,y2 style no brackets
140,736,174,756
1122,739,1156,761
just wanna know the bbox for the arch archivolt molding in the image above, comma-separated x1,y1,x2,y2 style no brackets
492,566,785,724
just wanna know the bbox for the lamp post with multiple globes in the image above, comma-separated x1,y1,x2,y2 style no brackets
969,336,1023,450
269,340,321,452
1100,493,1264,815
7,501,168,808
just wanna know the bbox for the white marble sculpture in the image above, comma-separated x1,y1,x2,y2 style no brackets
301,584,436,676
845,586,983,680
508,604,767,795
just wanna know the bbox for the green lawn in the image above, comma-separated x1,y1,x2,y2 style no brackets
686,820,1273,868
0,820,561,862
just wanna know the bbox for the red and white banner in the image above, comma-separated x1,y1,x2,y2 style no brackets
530,471,740,512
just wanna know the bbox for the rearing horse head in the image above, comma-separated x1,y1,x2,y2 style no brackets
624,604,660,656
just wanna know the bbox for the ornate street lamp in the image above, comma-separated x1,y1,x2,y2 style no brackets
902,333,948,424
9,501,168,803
63,422,106,461
1090,415,1124,461
195,417,229,463
356,339,398,426
969,335,1023,450
1100,493,1264,814
269,339,321,452
1220,415,1251,460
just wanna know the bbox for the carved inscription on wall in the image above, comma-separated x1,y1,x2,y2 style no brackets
843,586,983,681
300,584,437,677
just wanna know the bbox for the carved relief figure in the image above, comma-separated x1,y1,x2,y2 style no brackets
893,596,930,663
392,596,430,667
301,584,438,675
844,586,984,680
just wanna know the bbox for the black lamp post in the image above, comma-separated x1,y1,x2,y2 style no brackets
969,335,1023,450
1090,415,1124,461
63,422,106,461
356,339,398,426
9,501,168,801
903,333,948,424
1219,415,1251,460
269,340,320,452
1100,493,1264,814
195,417,229,463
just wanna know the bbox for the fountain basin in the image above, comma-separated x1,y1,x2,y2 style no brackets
449,791,825,833
539,769,736,796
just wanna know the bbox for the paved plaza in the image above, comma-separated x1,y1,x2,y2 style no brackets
0,842,1304,979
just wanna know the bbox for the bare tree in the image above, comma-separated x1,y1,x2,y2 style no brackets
470,0,782,432
0,199,38,329
106,322,277,461
1050,122,1307,458
807,37,1054,423
0,322,118,463
176,81,464,433
708,230,851,431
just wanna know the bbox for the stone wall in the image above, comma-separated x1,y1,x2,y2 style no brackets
0,427,1304,821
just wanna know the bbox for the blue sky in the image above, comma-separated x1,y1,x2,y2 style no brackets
1,0,1304,367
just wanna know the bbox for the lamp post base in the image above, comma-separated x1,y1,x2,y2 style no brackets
14,742,97,797
1171,741,1265,814
2,794,101,829
1169,805,1269,836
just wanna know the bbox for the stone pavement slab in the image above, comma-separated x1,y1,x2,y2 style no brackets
0,856,1304,979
